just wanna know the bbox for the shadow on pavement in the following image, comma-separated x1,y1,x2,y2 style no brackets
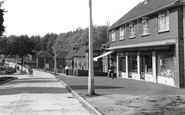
8,78,59,84
0,87,69,95
69,85,123,90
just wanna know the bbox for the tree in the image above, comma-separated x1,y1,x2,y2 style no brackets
7,35,35,69
0,36,8,57
30,35,42,51
46,33,58,55
0,1,5,37
52,34,68,74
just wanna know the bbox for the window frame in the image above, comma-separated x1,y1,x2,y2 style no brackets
142,17,150,36
111,31,116,42
119,27,125,40
129,22,136,38
158,10,170,33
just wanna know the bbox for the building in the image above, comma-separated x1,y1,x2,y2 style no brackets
56,50,69,73
36,51,54,71
91,38,109,72
107,0,185,88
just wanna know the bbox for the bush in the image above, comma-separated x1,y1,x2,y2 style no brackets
0,66,16,75
6,67,16,74
0,62,4,66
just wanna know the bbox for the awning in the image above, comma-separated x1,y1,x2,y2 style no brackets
107,39,176,50
93,51,113,61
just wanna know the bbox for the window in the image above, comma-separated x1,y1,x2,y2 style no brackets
111,31,116,42
158,10,169,32
157,54,174,77
119,27,124,40
142,17,149,35
129,22,135,38
119,57,126,72
128,55,137,73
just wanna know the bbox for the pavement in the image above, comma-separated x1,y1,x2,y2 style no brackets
0,69,92,115
55,73,185,115
55,74,185,96
2,62,185,115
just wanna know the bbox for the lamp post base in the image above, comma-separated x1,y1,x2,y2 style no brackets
88,78,95,95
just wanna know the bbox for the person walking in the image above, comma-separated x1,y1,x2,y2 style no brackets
27,67,31,76
108,62,115,79
110,63,115,79
65,65,69,75
30,67,33,77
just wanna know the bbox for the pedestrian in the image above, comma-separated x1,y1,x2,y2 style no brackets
30,67,33,77
27,67,30,76
65,65,69,75
109,63,115,79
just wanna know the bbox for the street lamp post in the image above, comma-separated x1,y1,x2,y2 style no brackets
88,0,95,95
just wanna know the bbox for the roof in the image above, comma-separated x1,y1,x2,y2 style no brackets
93,39,109,50
36,50,43,57
73,45,88,57
36,50,53,58
56,51,69,59
109,0,180,30
65,51,75,59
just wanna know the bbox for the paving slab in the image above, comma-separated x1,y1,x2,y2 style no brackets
0,69,91,115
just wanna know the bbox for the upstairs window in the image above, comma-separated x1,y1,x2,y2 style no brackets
119,27,124,40
129,22,135,38
158,10,169,32
142,17,149,35
111,31,116,42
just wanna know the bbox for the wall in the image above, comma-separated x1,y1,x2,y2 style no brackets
109,7,179,48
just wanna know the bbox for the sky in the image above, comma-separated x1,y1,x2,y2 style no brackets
3,0,144,37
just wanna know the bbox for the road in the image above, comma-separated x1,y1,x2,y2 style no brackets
0,68,91,115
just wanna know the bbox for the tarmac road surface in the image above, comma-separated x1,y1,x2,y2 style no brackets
0,68,91,115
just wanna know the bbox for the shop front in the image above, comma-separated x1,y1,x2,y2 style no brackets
116,45,175,86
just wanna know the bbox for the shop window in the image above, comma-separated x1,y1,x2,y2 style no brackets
157,54,174,77
119,57,126,72
94,61,99,67
128,55,137,73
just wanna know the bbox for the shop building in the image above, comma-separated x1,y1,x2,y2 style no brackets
107,0,185,88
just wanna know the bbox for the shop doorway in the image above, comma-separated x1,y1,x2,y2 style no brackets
140,53,152,80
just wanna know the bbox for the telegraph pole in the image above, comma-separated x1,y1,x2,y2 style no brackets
88,0,95,95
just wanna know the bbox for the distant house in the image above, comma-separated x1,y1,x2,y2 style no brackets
36,51,54,71
36,51,44,68
65,51,75,71
73,45,88,70
56,50,69,73
71,38,109,76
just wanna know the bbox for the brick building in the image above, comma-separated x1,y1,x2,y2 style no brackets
107,0,185,88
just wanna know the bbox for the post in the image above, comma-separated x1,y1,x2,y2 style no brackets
137,52,141,80
152,51,157,83
54,52,57,74
88,0,95,95
116,52,119,78
44,56,46,71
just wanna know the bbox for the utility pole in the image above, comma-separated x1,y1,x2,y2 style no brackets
88,0,95,95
